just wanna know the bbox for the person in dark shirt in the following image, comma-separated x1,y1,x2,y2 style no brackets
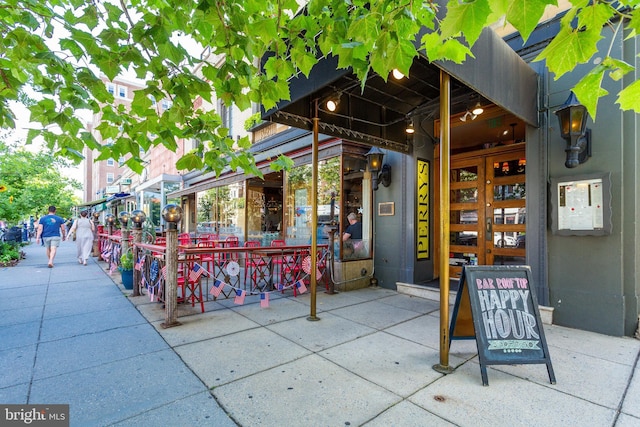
343,212,362,241
36,205,67,268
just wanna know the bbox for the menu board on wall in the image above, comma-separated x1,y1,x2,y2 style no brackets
550,172,612,236
450,265,556,386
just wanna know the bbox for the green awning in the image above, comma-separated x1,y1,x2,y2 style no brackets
76,197,108,208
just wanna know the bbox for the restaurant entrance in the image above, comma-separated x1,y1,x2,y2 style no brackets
436,144,527,282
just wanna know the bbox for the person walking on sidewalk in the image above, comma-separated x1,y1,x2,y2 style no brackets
36,205,67,268
69,210,94,265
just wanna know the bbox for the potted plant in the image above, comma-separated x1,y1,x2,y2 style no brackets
119,251,134,290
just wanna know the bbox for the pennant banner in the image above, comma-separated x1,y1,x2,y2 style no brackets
295,280,308,294
234,289,246,305
189,263,207,282
210,279,226,297
260,292,270,308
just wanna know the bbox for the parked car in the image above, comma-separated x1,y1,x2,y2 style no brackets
454,232,516,247
515,234,526,248
494,234,516,247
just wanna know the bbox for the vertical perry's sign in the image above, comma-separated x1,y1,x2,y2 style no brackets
450,265,556,386
416,159,429,260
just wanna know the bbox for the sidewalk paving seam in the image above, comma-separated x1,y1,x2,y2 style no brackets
613,346,640,424
26,273,52,404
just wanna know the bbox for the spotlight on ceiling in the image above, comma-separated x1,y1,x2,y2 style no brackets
405,120,415,134
471,102,484,116
392,69,405,80
326,98,339,112
460,111,477,122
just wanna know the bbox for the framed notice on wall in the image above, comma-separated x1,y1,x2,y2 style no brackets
416,159,429,260
378,202,394,216
550,172,612,236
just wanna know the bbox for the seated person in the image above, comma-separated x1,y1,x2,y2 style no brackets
342,213,364,258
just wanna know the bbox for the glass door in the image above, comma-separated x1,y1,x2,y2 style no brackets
446,146,526,280
449,157,485,280
484,150,527,268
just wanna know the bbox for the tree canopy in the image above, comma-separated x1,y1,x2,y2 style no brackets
1,0,639,176
0,137,81,223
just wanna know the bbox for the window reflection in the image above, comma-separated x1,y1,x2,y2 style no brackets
493,208,526,224
451,209,477,225
194,154,372,261
197,183,246,243
494,183,526,200
452,188,478,203
451,166,478,182
493,159,526,177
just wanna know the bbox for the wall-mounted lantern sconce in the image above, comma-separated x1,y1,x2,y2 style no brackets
130,209,146,229
366,146,392,191
104,213,115,226
554,92,591,168
119,211,130,228
161,204,183,230
92,211,100,221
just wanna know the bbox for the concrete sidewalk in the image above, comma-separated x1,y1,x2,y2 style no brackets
1,241,639,426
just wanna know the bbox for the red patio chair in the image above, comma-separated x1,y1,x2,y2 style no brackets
244,241,269,291
197,241,217,274
225,236,240,261
270,240,286,291
176,254,205,313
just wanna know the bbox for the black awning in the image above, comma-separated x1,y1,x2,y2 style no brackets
261,28,538,151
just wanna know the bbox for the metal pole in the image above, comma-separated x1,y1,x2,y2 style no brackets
308,100,320,322
121,228,130,255
162,224,180,328
92,213,100,257
433,70,454,374
106,222,113,271
132,225,142,297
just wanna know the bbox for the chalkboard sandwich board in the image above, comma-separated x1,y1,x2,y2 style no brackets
450,265,556,386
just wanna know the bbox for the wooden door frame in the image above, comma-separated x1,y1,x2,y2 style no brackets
434,144,527,280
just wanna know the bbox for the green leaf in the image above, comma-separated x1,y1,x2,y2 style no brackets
627,8,640,38
506,0,556,43
440,0,491,46
423,33,474,63
616,80,640,114
601,57,634,81
270,155,294,172
577,2,614,32
573,67,608,120
535,25,602,79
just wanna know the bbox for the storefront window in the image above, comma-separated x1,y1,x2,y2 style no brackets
246,172,283,246
165,182,181,206
283,159,342,247
282,155,370,260
196,183,246,242
194,153,372,260
341,155,370,260
142,190,161,230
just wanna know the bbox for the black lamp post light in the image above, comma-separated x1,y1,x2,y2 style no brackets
161,204,183,229
555,92,591,168
119,211,130,228
130,210,147,229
